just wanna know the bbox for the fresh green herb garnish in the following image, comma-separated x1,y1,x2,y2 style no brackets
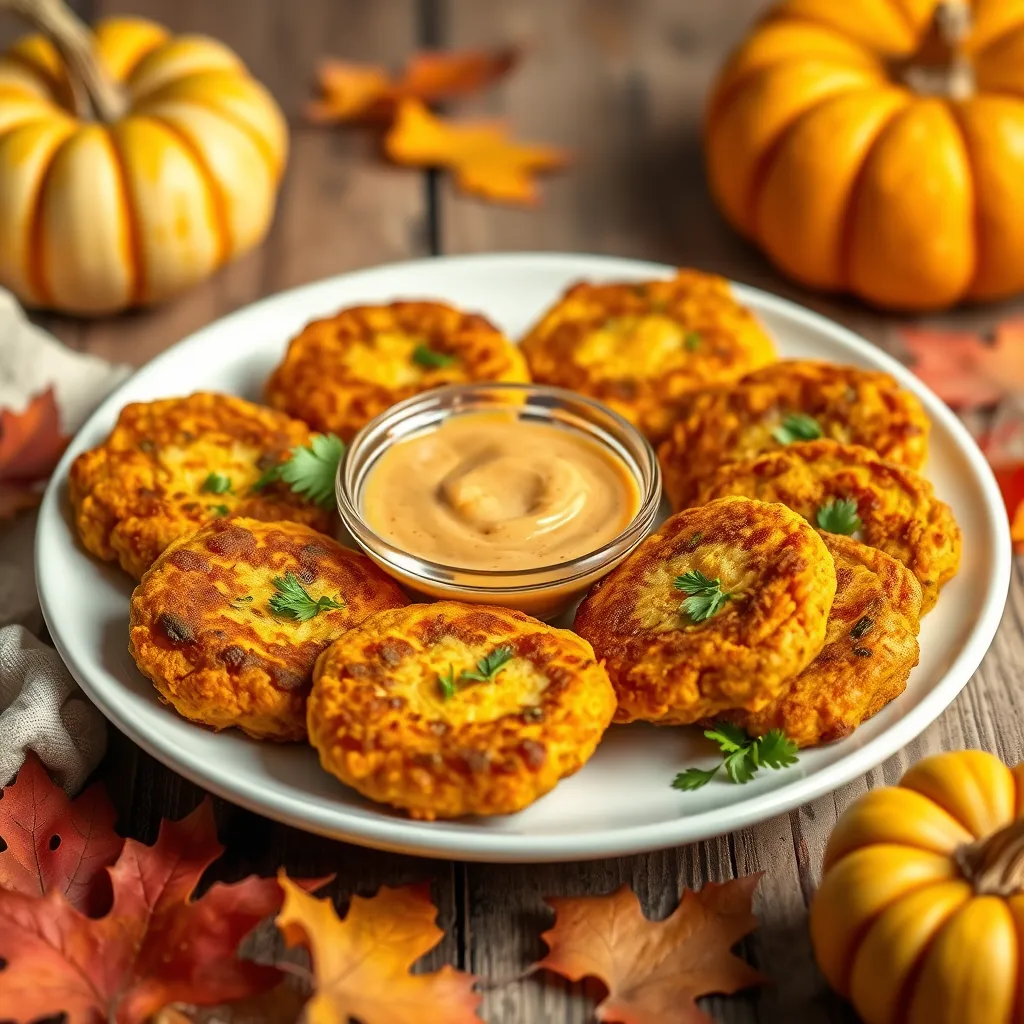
412,344,458,369
850,616,873,640
684,331,701,352
772,413,822,445
253,433,346,509
201,472,232,494
672,725,798,790
686,532,704,551
674,570,732,623
208,504,230,517
816,497,862,536
231,595,253,606
436,646,515,701
268,572,345,622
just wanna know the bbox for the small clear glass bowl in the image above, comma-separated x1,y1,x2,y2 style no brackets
335,382,662,619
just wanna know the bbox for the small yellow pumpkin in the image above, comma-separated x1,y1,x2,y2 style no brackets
705,0,1024,311
811,749,1024,1024
0,0,287,314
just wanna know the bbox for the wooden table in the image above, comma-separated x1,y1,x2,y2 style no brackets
4,1,1023,1020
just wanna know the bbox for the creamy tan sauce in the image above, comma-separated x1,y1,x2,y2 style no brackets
361,412,640,571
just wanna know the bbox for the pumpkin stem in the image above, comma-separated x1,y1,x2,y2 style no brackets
897,0,975,100
0,0,127,121
956,817,1024,897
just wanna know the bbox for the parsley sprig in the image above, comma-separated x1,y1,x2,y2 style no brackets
674,570,732,623
672,724,798,790
817,497,862,536
772,413,822,445
412,344,458,369
436,646,514,700
201,472,232,494
253,433,346,509
268,572,345,622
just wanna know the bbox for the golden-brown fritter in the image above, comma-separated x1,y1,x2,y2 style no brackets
129,518,408,742
519,269,776,442
572,496,835,725
264,301,530,440
693,440,961,614
70,392,333,580
714,535,922,747
660,360,931,509
308,601,616,819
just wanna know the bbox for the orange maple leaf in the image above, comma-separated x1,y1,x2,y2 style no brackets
0,752,122,915
900,320,1024,410
0,387,68,522
276,874,482,1024
535,877,766,1024
385,99,569,205
992,462,1024,553
0,800,316,1024
307,48,518,123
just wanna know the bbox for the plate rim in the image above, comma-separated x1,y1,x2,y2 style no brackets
37,251,1013,862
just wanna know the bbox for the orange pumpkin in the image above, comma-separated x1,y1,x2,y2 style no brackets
811,749,1024,1024
705,0,1024,311
0,0,287,314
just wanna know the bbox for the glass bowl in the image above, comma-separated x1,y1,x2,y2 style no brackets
335,382,662,619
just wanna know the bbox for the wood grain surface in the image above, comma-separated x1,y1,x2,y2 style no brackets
3,1,1022,1021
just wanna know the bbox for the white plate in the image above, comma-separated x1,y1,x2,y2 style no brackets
36,253,1012,862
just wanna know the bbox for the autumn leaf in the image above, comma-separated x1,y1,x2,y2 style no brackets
535,877,766,1024
385,99,569,205
992,461,1024,553
0,799,316,1024
900,320,1024,410
0,751,121,915
0,387,68,522
307,48,518,123
276,874,482,1024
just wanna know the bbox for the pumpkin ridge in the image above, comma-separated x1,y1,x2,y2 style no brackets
103,127,144,307
25,125,74,307
946,100,986,301
0,47,63,105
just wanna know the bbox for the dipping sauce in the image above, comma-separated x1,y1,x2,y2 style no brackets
361,411,641,571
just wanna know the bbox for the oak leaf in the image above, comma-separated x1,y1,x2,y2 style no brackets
535,877,766,1024
385,100,569,205
307,48,518,123
0,799,306,1024
0,751,121,915
900,320,1024,410
276,874,482,1024
0,387,68,521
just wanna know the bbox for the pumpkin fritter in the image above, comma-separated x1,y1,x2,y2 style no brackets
519,269,776,442
307,601,616,819
693,440,961,614
572,496,835,725
714,535,922,748
660,360,930,509
70,392,332,580
264,300,530,440
129,518,408,741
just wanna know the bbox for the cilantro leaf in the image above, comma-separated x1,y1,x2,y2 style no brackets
208,504,230,517
268,572,345,622
253,434,346,509
412,344,458,369
460,646,514,684
673,725,799,791
437,665,457,701
201,472,232,494
772,413,823,445
673,570,732,623
816,497,862,536
684,331,701,352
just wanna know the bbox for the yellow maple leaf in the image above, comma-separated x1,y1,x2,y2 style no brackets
385,99,569,205
276,874,481,1024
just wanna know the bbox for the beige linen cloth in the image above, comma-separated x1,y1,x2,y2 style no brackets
0,289,129,792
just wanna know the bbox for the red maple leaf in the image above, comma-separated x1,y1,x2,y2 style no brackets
0,387,69,522
0,752,122,915
0,799,312,1024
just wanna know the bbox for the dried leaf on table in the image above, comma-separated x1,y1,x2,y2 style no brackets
899,320,1024,410
0,799,317,1023
276,875,482,1024
535,877,766,1024
0,387,69,522
307,48,518,123
385,100,570,205
0,751,122,914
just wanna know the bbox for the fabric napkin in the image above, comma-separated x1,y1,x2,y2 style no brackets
0,289,129,792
